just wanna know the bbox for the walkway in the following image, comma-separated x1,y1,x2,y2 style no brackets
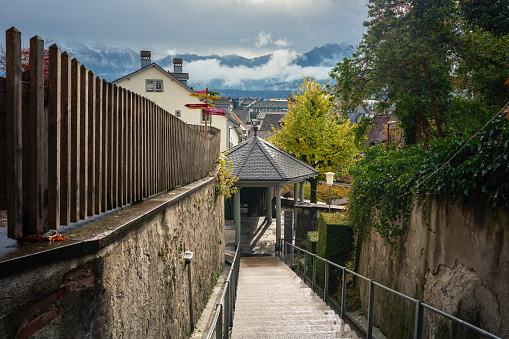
231,257,359,339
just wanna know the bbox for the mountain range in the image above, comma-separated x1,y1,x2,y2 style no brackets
47,41,354,96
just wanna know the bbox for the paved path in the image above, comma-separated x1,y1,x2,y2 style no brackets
231,257,359,339
225,216,278,256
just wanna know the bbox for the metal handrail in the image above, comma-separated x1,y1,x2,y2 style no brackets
204,245,241,339
280,240,501,339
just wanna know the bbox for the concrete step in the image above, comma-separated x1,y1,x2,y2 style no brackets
231,331,357,339
232,323,349,333
232,314,341,322
231,257,360,339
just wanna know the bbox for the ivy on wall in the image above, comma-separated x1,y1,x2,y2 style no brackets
348,114,509,245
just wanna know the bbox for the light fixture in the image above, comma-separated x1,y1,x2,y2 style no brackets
325,172,335,213
184,250,194,264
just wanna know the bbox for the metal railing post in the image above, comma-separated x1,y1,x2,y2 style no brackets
303,250,307,283
216,304,223,339
324,261,329,305
414,301,424,339
297,248,301,276
290,245,294,270
341,268,347,320
312,255,317,292
367,280,375,339
224,281,230,339
284,241,287,265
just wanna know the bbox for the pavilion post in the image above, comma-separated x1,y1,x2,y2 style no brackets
276,187,281,252
299,181,305,202
293,183,298,206
234,190,241,245
267,186,273,223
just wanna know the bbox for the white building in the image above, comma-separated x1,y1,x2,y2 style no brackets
113,52,243,152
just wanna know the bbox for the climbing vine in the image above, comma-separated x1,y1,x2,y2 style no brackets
215,151,238,198
348,114,509,245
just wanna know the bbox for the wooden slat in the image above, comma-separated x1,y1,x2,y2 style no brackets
95,77,102,214
133,94,138,201
6,27,23,238
127,90,132,203
156,107,160,192
79,65,88,220
139,95,143,199
60,52,71,226
118,87,124,206
87,70,96,216
48,43,61,230
143,98,148,198
106,82,113,210
165,111,168,188
112,85,118,208
147,101,151,196
70,58,80,222
102,80,110,211
120,88,126,205
29,35,46,234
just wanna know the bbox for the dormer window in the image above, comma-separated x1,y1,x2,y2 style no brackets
146,79,163,92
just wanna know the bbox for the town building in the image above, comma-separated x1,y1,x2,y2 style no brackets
113,51,244,152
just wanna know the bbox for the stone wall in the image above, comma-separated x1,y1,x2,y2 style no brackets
357,198,509,338
0,176,224,339
294,202,345,247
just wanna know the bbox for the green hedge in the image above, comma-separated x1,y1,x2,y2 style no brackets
316,213,354,291
306,231,319,274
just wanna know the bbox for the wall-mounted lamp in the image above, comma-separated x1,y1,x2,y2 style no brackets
184,250,194,264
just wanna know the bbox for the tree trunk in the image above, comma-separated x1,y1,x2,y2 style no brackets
423,62,444,138
309,177,319,203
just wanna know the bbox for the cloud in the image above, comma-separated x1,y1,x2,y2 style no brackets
255,31,272,48
274,39,290,47
184,49,331,88
165,49,177,56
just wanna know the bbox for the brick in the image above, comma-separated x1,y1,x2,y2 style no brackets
62,261,93,284
26,288,65,319
18,306,58,339
71,275,95,291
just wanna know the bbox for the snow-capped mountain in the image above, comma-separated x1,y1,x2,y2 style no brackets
53,41,353,91
56,40,140,81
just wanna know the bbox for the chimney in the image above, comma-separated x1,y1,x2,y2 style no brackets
140,50,151,68
173,58,183,73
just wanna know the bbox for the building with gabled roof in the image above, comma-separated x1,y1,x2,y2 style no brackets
113,52,243,151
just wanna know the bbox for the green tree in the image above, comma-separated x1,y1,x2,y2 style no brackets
460,0,509,36
269,77,359,203
331,0,459,144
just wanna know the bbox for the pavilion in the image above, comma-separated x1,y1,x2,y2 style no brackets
226,132,318,252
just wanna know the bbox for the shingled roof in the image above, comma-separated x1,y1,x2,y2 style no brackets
227,136,318,186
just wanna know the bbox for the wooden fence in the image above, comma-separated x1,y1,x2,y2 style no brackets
1,27,220,239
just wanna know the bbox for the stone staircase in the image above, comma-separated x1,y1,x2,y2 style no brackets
231,257,359,339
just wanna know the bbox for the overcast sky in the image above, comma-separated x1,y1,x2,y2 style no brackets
1,0,368,59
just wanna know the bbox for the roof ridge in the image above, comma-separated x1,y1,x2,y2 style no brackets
254,138,285,180
235,138,258,177
256,138,286,180
256,137,317,172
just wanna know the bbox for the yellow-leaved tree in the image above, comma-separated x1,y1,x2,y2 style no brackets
269,76,359,203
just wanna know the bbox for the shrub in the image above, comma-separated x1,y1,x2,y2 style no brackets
316,213,354,291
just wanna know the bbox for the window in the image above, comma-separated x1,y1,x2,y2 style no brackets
201,110,211,123
146,79,163,92
175,110,181,118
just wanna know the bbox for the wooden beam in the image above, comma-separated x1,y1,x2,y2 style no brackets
48,43,61,229
6,27,23,238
